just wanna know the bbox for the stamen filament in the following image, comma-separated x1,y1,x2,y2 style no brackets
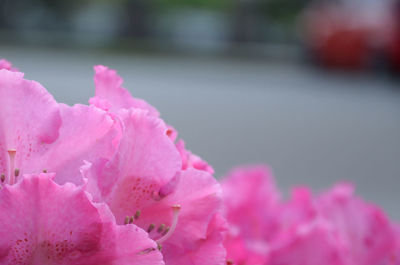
7,150,16,185
161,226,170,236
156,205,181,244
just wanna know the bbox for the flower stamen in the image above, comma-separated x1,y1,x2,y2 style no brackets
156,204,181,244
147,224,155,233
157,224,166,234
134,210,141,220
7,149,16,185
161,226,170,236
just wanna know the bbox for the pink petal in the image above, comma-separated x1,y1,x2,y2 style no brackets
162,214,227,265
391,224,400,264
273,187,318,244
90,65,214,176
166,126,178,142
316,183,397,265
0,59,18,72
222,166,400,265
90,65,159,116
222,166,280,264
269,220,349,265
136,169,226,265
0,70,61,181
223,166,281,239
38,104,121,185
176,140,214,174
86,65,224,264
0,173,164,265
84,108,181,217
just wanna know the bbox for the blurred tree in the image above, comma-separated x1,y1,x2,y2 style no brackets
0,0,83,31
231,0,309,43
154,0,232,11
260,0,308,26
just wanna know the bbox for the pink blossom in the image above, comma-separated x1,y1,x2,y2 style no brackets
0,69,119,186
83,109,226,264
83,108,182,205
0,173,164,265
85,66,226,264
222,166,280,265
267,184,399,265
393,225,400,263
314,183,398,265
140,169,226,265
89,65,214,174
222,166,400,265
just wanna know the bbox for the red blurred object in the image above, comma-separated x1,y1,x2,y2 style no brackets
387,1,400,72
302,0,399,72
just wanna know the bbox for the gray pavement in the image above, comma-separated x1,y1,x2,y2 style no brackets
2,45,400,219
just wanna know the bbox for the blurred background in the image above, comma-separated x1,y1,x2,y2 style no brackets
1,0,399,218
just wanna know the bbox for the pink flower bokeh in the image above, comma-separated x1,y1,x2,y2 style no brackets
222,166,400,265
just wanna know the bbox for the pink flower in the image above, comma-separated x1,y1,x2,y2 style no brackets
222,166,280,265
0,69,119,186
0,173,164,265
85,67,227,264
314,184,398,265
222,165,399,265
267,187,351,265
83,109,226,265
392,225,400,263
83,108,182,206
89,65,214,174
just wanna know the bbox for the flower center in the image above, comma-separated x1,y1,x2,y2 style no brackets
1,150,48,187
1,149,19,186
126,204,181,248
155,205,181,244
7,149,17,185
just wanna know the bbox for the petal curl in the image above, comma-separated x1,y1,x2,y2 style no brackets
0,174,164,265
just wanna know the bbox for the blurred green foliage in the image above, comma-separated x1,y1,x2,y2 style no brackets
154,0,232,11
260,0,308,26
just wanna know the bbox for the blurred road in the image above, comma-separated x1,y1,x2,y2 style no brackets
2,45,400,219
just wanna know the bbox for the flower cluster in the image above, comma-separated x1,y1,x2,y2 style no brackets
0,59,398,265
222,166,400,265
0,60,225,265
